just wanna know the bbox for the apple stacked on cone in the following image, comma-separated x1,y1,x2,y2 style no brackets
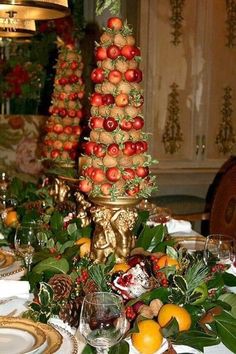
79,17,156,198
42,43,85,165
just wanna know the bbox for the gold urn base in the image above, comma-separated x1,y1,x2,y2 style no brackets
89,197,141,263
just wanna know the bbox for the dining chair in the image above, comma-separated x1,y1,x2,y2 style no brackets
149,156,236,238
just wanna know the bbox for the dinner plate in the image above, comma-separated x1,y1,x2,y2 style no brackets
0,316,47,354
0,253,15,270
174,236,206,253
38,323,63,354
53,325,78,354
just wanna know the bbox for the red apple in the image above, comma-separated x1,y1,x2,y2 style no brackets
122,168,135,181
69,74,79,84
84,141,97,155
94,144,106,158
108,70,122,84
95,46,107,60
53,124,64,134
123,141,136,156
107,45,120,59
124,69,137,82
106,167,121,182
63,141,73,151
102,94,115,105
90,93,103,106
63,126,73,135
70,60,79,70
121,45,139,60
126,185,140,196
72,126,82,135
58,77,68,85
135,69,142,83
103,117,118,132
90,116,104,129
50,149,60,159
59,108,67,118
68,109,77,118
91,68,105,83
79,179,92,193
107,143,120,157
115,93,129,107
119,119,132,131
136,166,149,178
132,116,144,130
135,141,148,153
91,168,106,184
107,17,123,31
101,183,112,196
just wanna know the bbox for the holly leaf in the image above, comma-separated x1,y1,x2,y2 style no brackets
173,275,188,294
32,257,69,274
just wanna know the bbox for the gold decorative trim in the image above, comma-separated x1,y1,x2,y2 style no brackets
216,86,236,154
169,0,185,45
162,82,183,154
226,0,236,47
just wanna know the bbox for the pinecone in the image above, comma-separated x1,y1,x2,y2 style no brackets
59,297,82,328
48,274,73,301
82,279,99,295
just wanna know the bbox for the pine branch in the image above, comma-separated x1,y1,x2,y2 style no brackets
184,260,208,294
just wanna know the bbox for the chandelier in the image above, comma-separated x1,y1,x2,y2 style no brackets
0,18,36,37
0,1,69,21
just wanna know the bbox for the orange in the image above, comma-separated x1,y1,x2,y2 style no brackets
156,255,179,269
75,237,91,257
131,319,163,354
158,304,191,332
4,210,18,227
110,262,130,273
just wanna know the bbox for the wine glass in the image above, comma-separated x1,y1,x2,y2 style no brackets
14,223,41,270
203,234,235,265
79,292,127,354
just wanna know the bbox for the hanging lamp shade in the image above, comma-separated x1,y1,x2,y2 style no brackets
0,18,36,37
0,1,69,20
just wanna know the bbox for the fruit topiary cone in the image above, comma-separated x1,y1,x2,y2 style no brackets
41,42,85,169
78,17,156,200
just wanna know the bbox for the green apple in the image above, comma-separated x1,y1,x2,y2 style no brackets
191,282,208,305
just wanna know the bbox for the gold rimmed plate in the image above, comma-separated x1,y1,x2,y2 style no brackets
0,316,47,354
174,235,206,253
0,253,15,270
38,323,63,354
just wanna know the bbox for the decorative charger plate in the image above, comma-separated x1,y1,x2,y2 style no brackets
0,316,47,354
174,235,206,253
37,322,63,354
0,250,25,278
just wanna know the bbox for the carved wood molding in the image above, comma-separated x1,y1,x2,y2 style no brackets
226,0,236,47
162,83,183,154
216,86,236,154
169,0,185,45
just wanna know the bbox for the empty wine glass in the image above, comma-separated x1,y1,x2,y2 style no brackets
203,234,235,265
79,292,127,354
14,223,40,270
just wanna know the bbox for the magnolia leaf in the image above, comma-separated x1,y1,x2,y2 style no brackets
81,344,96,354
161,318,179,337
32,257,69,274
109,340,129,354
173,275,188,294
219,293,236,317
175,330,220,350
213,310,236,352
50,211,64,231
222,272,236,287
67,222,78,238
133,210,149,236
58,240,74,253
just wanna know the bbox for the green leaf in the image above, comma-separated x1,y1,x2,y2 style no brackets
32,257,69,274
161,317,179,337
213,310,236,352
219,293,236,317
175,330,220,350
133,210,149,236
29,302,41,312
166,245,178,259
58,240,74,253
50,211,64,231
222,272,236,287
67,223,78,238
81,344,96,354
38,282,54,306
173,275,188,294
136,224,164,250
109,340,129,354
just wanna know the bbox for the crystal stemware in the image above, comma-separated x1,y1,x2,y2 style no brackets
203,234,235,265
79,292,127,354
14,223,41,271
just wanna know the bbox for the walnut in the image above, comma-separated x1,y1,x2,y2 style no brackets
149,299,163,316
138,304,154,319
